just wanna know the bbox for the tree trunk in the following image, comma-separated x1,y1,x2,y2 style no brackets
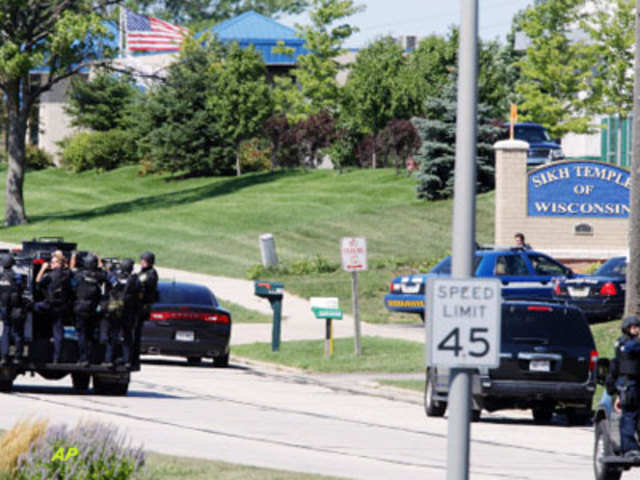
5,83,27,226
371,134,377,169
236,149,241,176
625,1,640,317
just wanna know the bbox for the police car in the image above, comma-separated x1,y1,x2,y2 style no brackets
385,247,577,320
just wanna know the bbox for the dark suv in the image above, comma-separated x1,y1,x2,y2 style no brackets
425,301,598,425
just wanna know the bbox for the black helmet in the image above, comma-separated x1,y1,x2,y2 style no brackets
84,254,98,271
622,316,640,333
0,254,14,269
121,258,134,274
140,251,155,265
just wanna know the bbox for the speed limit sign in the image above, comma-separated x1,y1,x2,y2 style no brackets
426,278,501,368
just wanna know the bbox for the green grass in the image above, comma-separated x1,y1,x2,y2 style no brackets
224,301,272,323
591,318,621,358
377,379,424,392
145,452,343,480
0,166,494,325
233,336,424,373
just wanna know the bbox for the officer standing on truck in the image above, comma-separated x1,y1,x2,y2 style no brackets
103,258,140,367
133,251,158,369
0,254,25,366
71,253,106,367
610,316,640,459
35,252,73,364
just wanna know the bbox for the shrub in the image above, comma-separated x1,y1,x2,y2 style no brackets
60,130,138,173
0,419,48,476
15,421,144,480
238,138,271,173
246,255,340,279
26,145,54,170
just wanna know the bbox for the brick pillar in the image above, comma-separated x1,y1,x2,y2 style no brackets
494,140,529,246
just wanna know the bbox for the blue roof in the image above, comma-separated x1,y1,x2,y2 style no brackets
198,10,306,66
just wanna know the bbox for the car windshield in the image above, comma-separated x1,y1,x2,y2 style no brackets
502,307,594,348
514,126,551,143
430,255,482,275
157,284,217,306
596,257,627,277
526,254,571,276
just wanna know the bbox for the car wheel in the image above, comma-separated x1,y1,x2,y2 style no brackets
532,406,554,425
424,369,446,417
471,409,481,422
0,378,12,393
594,420,622,480
187,356,202,366
567,403,592,426
71,372,90,392
93,375,129,396
213,353,229,368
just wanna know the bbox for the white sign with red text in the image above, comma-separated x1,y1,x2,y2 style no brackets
341,237,367,272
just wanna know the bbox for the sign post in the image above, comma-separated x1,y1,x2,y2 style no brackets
340,237,367,356
311,297,343,357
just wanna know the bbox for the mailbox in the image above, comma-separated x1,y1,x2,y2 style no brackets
254,281,284,351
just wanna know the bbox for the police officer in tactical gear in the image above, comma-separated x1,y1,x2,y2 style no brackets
134,251,158,369
103,258,140,367
0,254,25,366
614,315,640,459
72,253,106,367
35,254,73,364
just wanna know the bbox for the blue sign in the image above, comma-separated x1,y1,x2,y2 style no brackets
528,161,630,218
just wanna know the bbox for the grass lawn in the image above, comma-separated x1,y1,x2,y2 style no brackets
377,379,424,392
145,452,343,480
0,166,494,325
224,301,272,323
233,336,424,373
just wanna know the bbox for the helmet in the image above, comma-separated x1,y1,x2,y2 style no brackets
622,316,640,333
120,258,134,274
84,254,98,271
0,254,14,269
140,251,155,265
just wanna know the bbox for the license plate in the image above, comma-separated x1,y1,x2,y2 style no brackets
567,286,589,297
529,360,550,372
175,331,194,342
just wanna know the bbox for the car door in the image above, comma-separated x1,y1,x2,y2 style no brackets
491,253,543,299
524,253,572,298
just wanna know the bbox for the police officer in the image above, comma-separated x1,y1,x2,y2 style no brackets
614,316,640,459
133,251,158,369
103,258,140,367
0,254,25,366
35,253,73,364
72,254,106,367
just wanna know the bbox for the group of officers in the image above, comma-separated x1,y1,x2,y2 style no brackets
0,250,158,369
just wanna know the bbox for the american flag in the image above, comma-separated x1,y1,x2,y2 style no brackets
125,10,189,52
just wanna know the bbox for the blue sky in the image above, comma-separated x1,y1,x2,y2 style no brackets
280,0,534,47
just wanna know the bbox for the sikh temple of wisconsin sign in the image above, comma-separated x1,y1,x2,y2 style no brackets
494,139,630,260
528,161,630,218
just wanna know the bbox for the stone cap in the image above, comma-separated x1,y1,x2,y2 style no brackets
493,139,529,151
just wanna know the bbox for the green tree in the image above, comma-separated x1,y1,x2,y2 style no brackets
342,37,407,168
65,72,139,131
134,37,228,175
516,0,593,138
413,76,501,200
207,43,273,175
0,1,113,225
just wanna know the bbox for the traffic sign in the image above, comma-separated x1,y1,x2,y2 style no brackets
340,237,367,272
426,278,501,368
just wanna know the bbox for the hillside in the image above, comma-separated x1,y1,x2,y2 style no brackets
0,166,495,323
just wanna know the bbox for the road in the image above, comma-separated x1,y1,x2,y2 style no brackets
0,357,594,480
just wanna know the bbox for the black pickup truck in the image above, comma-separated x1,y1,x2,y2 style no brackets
0,237,133,395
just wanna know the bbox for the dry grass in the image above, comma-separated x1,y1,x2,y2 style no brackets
0,419,48,476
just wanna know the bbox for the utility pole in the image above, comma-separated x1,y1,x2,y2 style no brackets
447,0,478,479
625,0,640,317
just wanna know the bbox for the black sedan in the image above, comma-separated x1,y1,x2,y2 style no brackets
141,281,232,366
552,256,626,322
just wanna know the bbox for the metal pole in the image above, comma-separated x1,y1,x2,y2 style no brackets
352,271,362,356
325,318,331,357
271,298,282,352
448,1,478,479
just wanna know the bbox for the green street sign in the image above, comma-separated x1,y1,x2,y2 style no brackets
312,307,343,319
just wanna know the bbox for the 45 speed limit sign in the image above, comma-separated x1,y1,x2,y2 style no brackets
426,278,501,368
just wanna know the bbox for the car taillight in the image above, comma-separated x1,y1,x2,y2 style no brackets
390,282,401,292
599,282,617,296
150,311,229,323
589,350,599,371
553,281,564,295
527,305,552,311
33,258,45,265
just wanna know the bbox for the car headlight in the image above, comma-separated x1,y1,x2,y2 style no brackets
549,149,564,161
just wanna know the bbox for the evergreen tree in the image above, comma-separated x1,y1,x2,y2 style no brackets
413,76,501,201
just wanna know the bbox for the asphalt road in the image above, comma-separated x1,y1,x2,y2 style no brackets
0,357,595,480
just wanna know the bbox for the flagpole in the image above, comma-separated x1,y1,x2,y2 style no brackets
119,6,126,58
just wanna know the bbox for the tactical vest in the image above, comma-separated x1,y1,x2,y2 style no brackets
619,345,640,377
76,270,103,304
46,269,72,309
138,267,158,305
0,270,16,308
108,273,138,313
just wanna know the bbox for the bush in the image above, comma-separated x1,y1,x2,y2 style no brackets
26,145,54,170
246,255,340,279
15,421,144,480
238,138,271,173
60,129,138,173
0,419,48,476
